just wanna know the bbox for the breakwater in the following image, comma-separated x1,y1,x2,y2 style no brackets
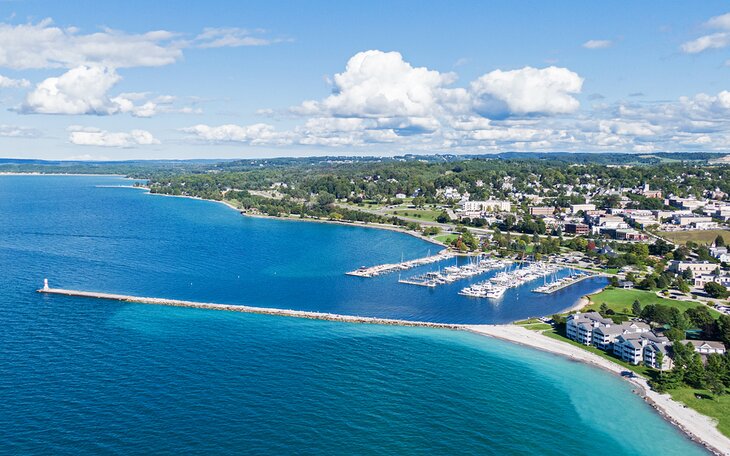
37,287,462,329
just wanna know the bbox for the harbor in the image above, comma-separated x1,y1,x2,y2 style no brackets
532,268,597,294
398,257,512,287
459,262,562,299
346,250,455,277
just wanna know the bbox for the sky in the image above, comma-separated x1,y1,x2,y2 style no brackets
2,0,730,159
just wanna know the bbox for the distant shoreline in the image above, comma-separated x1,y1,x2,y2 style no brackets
140,187,449,249
0,172,128,177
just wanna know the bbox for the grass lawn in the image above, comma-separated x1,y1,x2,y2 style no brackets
586,288,708,317
434,234,459,243
386,208,442,222
659,229,730,246
669,387,730,438
542,329,653,377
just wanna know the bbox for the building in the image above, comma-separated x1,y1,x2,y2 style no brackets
461,200,511,213
570,203,596,214
566,312,613,345
566,312,672,370
686,340,727,355
529,206,554,217
668,261,718,275
614,229,648,241
564,223,590,235
710,247,730,263
640,184,662,199
668,197,706,211
693,274,730,288
614,332,671,366
644,342,673,370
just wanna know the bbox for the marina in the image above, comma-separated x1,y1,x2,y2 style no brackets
346,250,455,277
459,262,562,299
532,268,597,294
398,257,512,287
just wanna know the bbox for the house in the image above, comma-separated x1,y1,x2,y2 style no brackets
618,280,634,289
614,229,648,241
395,193,407,199
685,340,727,355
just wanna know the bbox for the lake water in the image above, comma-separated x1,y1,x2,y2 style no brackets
0,175,706,455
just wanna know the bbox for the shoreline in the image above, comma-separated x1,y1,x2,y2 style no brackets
465,325,729,456
140,187,449,248
35,175,726,453
39,283,729,454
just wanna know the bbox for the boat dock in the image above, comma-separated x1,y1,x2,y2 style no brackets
532,272,596,294
36,284,461,329
398,258,512,288
346,250,454,278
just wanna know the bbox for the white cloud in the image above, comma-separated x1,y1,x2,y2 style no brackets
681,32,730,53
681,12,730,53
0,74,30,88
68,126,160,147
181,123,292,145
19,65,198,116
21,65,122,115
0,18,183,69
195,27,282,48
0,124,39,137
706,13,730,30
470,66,583,116
295,50,462,123
582,39,612,49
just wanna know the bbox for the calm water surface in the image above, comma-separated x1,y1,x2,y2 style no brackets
0,176,706,455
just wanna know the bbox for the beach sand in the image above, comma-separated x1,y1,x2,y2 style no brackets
466,324,730,455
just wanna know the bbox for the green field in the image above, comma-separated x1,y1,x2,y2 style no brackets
659,229,730,245
586,288,709,316
670,388,730,437
434,234,459,243
386,208,442,222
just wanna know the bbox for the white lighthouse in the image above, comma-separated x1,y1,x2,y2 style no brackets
43,278,49,291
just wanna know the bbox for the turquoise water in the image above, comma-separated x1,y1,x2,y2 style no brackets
0,176,706,454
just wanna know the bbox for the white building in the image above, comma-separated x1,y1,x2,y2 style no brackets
668,261,718,275
686,340,726,355
461,200,512,213
570,203,596,214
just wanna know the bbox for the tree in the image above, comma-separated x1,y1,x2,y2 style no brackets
685,306,716,334
705,282,729,299
632,299,642,316
716,235,726,247
676,277,690,293
600,303,609,315
664,327,685,341
436,211,451,224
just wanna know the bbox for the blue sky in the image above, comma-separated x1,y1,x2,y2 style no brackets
2,0,730,159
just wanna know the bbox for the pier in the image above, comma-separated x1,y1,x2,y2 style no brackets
37,285,462,330
346,250,454,278
532,272,596,294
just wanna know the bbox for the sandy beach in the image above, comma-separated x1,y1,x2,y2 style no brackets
466,324,730,455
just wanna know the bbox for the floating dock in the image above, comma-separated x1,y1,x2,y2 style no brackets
37,285,461,329
346,250,455,278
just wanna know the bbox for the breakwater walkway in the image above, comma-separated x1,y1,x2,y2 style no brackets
346,250,454,277
37,286,462,329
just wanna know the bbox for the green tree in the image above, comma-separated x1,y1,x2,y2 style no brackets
632,299,642,316
600,303,609,315
716,235,726,247
705,282,729,299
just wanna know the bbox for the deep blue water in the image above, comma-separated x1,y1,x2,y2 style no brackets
0,176,706,455
0,175,605,324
